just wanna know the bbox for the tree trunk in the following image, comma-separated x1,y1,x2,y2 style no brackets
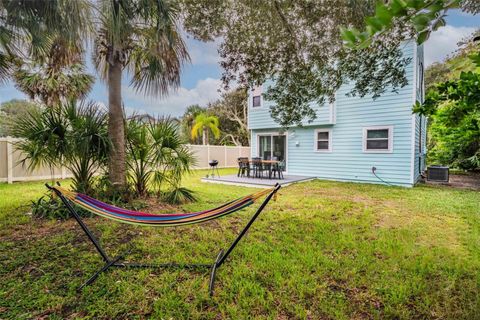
107,60,126,190
203,127,207,145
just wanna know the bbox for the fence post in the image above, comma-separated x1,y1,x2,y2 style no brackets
61,166,66,179
207,145,210,163
224,146,228,168
6,136,13,184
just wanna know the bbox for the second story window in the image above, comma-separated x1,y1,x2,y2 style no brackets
251,85,263,108
252,95,261,107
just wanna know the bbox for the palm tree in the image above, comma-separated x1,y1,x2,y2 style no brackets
13,60,94,106
181,104,205,143
191,113,221,145
13,101,110,194
126,117,195,201
93,0,189,191
0,0,91,84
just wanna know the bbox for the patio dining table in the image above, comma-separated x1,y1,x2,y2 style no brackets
248,159,282,179
249,160,280,166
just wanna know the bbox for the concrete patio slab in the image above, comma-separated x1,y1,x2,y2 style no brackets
201,174,314,188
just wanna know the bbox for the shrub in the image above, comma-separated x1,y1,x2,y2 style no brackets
13,101,110,194
126,117,196,203
31,192,91,220
162,187,196,205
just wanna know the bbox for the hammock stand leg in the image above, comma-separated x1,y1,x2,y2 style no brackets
208,249,224,296
207,183,281,296
77,251,127,291
47,183,281,295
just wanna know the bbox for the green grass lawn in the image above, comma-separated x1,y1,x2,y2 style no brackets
1,169,480,319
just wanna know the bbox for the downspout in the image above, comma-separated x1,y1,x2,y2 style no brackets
419,115,422,175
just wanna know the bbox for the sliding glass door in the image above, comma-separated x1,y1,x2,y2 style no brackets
258,136,271,160
258,134,286,170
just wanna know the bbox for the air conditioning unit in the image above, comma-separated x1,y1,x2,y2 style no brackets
427,166,449,182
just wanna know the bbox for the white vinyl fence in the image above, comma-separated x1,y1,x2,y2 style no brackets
0,137,250,184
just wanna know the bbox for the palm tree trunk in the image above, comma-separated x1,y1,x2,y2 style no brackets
108,60,126,190
203,127,207,145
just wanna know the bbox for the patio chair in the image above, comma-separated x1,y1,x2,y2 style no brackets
271,160,285,179
251,157,267,178
237,157,250,177
261,157,278,179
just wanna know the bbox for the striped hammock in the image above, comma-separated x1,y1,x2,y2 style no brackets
50,186,276,227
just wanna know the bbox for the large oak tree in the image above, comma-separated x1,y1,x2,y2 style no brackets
180,0,412,127
180,0,479,128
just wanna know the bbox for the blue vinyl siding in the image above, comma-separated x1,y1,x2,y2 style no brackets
248,80,334,130
250,41,421,187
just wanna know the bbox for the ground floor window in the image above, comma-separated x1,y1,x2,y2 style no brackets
314,129,332,152
363,126,393,153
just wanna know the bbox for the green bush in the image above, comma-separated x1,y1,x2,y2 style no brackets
31,192,91,220
126,117,196,203
13,101,110,194
162,187,197,205
417,69,480,171
427,100,480,170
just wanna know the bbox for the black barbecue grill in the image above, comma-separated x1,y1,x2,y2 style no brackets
207,159,220,178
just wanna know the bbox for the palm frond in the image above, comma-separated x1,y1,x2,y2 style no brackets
209,122,221,139
163,186,196,204
191,112,221,142
127,24,190,96
93,0,189,96
12,100,110,193
191,121,203,140
0,52,13,84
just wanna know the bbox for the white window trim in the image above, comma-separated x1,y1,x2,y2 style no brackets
363,126,394,153
314,128,332,152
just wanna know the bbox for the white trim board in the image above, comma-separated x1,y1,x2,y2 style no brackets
410,42,418,184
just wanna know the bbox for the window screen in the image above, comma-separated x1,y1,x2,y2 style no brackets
365,128,390,151
252,96,261,107
316,131,330,151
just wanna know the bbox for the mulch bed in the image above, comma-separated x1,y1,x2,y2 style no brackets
425,172,480,190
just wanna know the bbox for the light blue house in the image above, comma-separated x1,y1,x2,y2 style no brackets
248,41,426,187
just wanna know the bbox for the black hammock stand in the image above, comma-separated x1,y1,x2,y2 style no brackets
47,183,281,296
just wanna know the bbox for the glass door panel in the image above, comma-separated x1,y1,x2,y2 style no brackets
273,135,286,171
259,136,272,160
258,134,287,171
272,136,285,161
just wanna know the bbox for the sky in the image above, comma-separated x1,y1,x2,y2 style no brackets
0,10,478,117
